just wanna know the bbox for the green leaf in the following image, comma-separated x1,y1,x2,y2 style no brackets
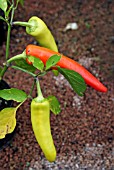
28,56,44,71
0,101,23,139
47,95,61,115
0,88,27,102
15,59,36,73
0,0,7,12
45,55,61,70
58,67,86,96
0,107,17,139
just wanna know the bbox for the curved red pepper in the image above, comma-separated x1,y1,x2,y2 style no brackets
26,44,107,92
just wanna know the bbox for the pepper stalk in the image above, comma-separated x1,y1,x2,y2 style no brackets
35,77,44,102
12,21,33,27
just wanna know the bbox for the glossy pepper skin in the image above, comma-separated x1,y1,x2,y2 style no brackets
26,16,58,52
26,45,107,92
31,99,56,162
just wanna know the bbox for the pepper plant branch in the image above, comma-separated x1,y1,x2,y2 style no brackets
15,0,20,9
3,1,16,79
11,65,36,77
10,7,15,24
16,99,27,110
0,65,8,80
0,16,6,22
12,0,14,7
28,79,36,99
5,24,11,60
7,0,11,5
0,51,26,79
5,1,15,60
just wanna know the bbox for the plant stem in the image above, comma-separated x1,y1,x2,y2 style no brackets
6,24,11,60
7,51,26,63
0,51,27,79
2,2,15,79
35,77,44,102
28,80,36,99
10,7,15,24
13,21,33,27
7,0,11,5
6,0,15,60
11,65,36,77
0,65,8,80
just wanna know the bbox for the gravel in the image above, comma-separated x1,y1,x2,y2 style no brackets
29,143,113,170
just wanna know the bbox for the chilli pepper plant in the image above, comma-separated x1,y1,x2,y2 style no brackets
0,0,107,162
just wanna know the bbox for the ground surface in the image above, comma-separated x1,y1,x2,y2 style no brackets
0,0,114,170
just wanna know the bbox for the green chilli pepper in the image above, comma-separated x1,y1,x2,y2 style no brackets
31,98,56,162
26,16,58,52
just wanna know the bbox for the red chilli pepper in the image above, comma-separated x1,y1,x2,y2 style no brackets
26,44,107,92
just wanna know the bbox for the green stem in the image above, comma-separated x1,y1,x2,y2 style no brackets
0,65,8,80
7,51,26,64
2,2,15,79
0,51,26,79
0,23,11,79
28,80,36,99
7,0,11,5
10,7,15,24
6,1,15,60
11,65,36,77
35,77,44,102
12,21,33,27
6,24,11,60
15,0,20,9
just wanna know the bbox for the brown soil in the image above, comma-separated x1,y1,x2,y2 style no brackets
0,0,114,169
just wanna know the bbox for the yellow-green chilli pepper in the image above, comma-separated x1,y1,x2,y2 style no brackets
26,16,58,52
31,98,56,162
